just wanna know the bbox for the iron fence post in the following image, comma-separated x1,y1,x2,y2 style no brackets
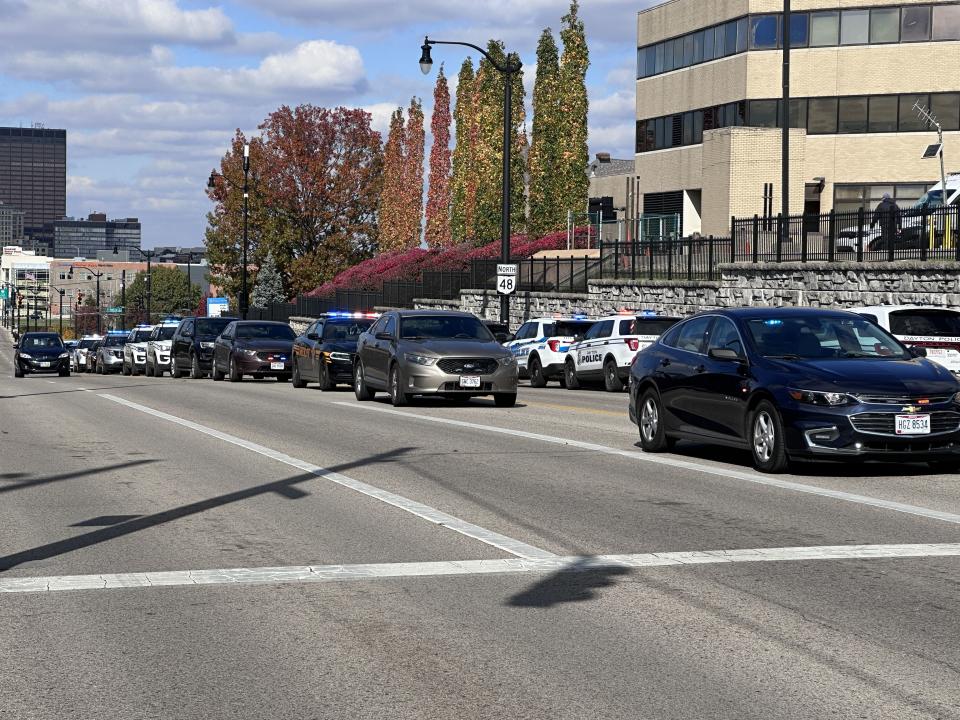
648,237,654,280
708,235,715,280
752,215,759,263
776,214,783,263
614,238,620,280
920,207,929,262
667,235,673,280
855,207,865,263
828,209,836,263
801,216,808,263
686,237,694,280
731,216,736,263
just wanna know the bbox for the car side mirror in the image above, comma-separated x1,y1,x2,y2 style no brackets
910,346,928,358
375,332,393,341
708,347,743,362
498,333,514,343
307,332,319,341
574,334,584,343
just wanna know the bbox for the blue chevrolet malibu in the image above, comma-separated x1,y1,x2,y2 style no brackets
628,307,960,473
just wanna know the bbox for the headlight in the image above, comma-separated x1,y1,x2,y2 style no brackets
241,348,259,357
328,351,351,363
200,342,215,349
404,353,438,366
953,392,960,405
18,352,32,359
498,355,517,366
787,389,855,406
59,352,69,359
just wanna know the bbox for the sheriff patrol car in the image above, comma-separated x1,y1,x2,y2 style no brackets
852,305,960,375
563,312,681,391
505,316,596,387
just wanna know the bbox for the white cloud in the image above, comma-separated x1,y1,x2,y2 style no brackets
588,121,635,158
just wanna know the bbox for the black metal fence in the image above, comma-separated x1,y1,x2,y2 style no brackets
599,236,733,281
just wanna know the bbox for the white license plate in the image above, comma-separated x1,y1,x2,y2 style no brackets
895,414,930,435
270,362,285,370
459,375,481,388
39,361,51,367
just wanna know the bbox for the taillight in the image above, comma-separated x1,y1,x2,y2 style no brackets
627,339,639,352
547,339,560,352
630,354,639,367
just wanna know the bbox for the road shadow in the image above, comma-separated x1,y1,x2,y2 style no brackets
0,459,158,496
372,396,528,410
0,383,157,400
507,558,632,608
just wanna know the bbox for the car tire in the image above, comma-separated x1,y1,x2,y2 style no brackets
59,368,70,377
190,353,203,380
604,358,624,392
292,358,307,388
212,360,224,381
564,358,580,390
170,356,182,378
389,364,408,407
494,393,517,408
14,365,23,378
528,355,547,388
318,363,335,391
637,388,672,452
750,400,790,474
146,359,155,377
228,355,242,382
353,362,375,401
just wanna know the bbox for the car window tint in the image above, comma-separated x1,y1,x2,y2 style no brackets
323,320,374,340
675,317,712,354
746,316,907,359
595,320,614,338
631,318,680,336
383,316,397,337
582,322,605,340
889,310,960,337
236,323,296,340
618,319,634,335
156,326,176,341
399,315,493,341
544,321,594,337
708,318,743,356
659,323,683,348
23,335,63,349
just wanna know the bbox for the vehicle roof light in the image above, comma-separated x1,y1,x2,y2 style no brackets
764,319,784,326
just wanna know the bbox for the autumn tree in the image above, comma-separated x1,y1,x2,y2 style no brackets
528,29,565,239
402,97,425,248
450,58,478,243
378,108,407,251
558,0,590,219
425,66,452,249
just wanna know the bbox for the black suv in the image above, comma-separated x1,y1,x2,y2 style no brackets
169,316,238,379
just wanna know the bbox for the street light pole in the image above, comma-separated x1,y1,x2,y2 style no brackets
121,269,126,331
420,37,521,326
142,250,156,324
242,143,250,320
781,0,791,244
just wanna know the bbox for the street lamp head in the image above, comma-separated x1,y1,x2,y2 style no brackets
243,143,250,158
419,38,433,75
207,170,219,190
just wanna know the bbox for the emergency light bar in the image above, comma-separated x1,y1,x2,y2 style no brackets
325,311,380,319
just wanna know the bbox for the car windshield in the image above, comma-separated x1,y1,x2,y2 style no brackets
746,316,910,360
22,334,63,350
155,327,177,341
400,315,494,341
630,318,680,336
543,320,594,337
889,309,960,337
323,320,373,341
103,336,126,347
131,330,152,343
78,339,98,349
195,318,234,336
237,323,296,340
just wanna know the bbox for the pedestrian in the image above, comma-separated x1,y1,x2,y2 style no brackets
870,193,901,251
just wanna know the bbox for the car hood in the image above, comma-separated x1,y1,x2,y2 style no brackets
128,342,148,351
20,347,66,358
323,341,359,354
764,357,960,395
235,339,294,352
152,340,172,349
399,338,510,357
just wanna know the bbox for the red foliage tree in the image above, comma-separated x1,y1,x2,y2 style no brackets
425,67,452,249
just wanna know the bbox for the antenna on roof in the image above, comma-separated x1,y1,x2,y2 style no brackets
914,102,948,208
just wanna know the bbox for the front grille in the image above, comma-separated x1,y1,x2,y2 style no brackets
437,358,499,375
861,440,959,453
853,394,954,405
850,411,960,436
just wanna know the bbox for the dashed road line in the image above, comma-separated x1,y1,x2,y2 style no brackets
98,394,556,560
4,543,959,594
337,402,960,528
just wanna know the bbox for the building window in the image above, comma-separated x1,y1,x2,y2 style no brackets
674,37,684,68
840,9,870,45
787,12,810,47
868,95,899,132
838,96,869,133
871,8,901,43
834,183,931,214
682,33,694,66
899,93,930,131
933,4,960,40
692,30,704,64
703,25,715,59
931,93,960,132
810,11,840,46
748,99,779,127
750,15,779,49
682,112,694,145
808,98,839,134
901,6,931,41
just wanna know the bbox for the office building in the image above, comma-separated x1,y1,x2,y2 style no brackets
635,1,960,236
0,127,67,239
0,246,52,327
0,202,25,244
41,213,142,260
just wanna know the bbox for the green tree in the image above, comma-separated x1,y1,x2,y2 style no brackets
402,97,425,248
378,108,407,251
251,251,287,308
450,58,478,243
425,65,453,249
528,28,565,239
558,0,590,220
120,265,200,323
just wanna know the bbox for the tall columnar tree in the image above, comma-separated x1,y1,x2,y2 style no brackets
378,108,407,251
528,28,565,239
402,97,425,248
450,58,478,244
558,0,590,219
250,251,286,308
473,40,526,245
425,66,453,249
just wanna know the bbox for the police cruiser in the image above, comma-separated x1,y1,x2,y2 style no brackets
505,315,596,387
122,324,154,375
852,305,960,375
145,317,182,377
563,312,681,391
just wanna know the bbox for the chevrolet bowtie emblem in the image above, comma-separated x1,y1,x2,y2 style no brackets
902,406,921,413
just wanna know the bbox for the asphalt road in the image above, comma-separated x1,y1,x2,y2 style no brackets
2,328,960,719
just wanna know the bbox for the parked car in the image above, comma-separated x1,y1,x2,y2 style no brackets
73,335,101,372
353,310,518,406
852,305,960,376
212,320,296,382
504,315,596,387
292,312,379,390
94,331,128,374
564,312,681,392
169,315,239,379
13,332,71,378
145,320,181,377
122,325,154,376
64,340,78,369
629,307,960,473
85,338,104,373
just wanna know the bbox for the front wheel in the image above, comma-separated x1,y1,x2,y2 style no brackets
14,365,23,378
228,355,242,382
145,360,154,377
564,359,580,390
318,362,335,391
212,359,224,381
121,361,130,376
170,356,182,378
59,368,70,377
494,393,517,408
291,358,307,388
389,364,408,407
750,400,790,473
637,388,672,452
353,362,374,401
528,356,547,388
189,353,203,380
604,359,624,392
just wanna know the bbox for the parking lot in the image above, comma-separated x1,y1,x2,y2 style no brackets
3,329,960,719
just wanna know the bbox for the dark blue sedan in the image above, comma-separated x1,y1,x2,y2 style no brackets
628,307,960,473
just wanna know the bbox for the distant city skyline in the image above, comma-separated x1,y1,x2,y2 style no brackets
0,0,648,249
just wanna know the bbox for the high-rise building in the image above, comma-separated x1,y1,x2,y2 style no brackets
0,127,67,240
0,201,25,244
40,213,142,260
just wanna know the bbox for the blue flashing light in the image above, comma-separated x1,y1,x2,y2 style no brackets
764,319,784,326
571,314,589,320
639,310,658,317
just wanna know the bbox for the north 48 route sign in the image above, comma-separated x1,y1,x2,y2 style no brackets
496,264,517,295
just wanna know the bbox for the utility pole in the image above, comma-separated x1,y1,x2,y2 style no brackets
781,0,791,244
142,250,156,323
121,269,126,331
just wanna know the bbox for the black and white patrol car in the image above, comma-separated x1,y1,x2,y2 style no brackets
852,305,960,375
563,312,681,391
505,316,596,387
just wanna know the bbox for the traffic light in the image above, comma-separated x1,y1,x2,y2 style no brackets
16,292,23,309
76,291,84,307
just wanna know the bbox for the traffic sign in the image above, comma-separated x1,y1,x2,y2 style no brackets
0,288,8,300
496,275,516,295
106,307,124,314
496,263,517,276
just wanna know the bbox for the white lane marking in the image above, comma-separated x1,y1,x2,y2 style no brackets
3,543,959,594
98,394,555,560
47,381,57,384
337,402,960,528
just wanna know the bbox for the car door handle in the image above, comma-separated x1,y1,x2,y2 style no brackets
695,364,706,373
660,358,671,367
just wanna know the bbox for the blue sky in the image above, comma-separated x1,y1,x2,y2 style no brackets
0,0,651,247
